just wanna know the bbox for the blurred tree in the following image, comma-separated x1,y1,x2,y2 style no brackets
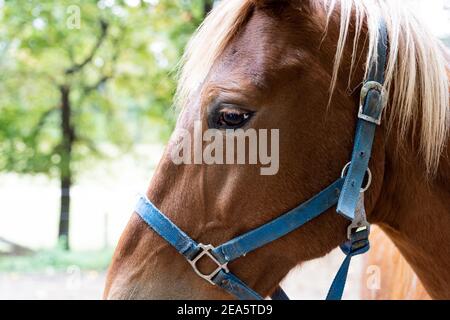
0,0,210,249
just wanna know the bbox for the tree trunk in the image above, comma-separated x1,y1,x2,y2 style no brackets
58,85,74,250
204,0,214,17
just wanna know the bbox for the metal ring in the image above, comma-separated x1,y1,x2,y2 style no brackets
188,243,229,285
341,161,372,193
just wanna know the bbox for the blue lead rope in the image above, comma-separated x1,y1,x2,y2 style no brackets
326,236,370,300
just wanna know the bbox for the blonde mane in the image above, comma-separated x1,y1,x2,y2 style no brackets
176,0,449,174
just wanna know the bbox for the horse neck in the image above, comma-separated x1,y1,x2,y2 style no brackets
371,128,450,299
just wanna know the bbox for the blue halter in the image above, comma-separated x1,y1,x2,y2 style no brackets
134,21,388,300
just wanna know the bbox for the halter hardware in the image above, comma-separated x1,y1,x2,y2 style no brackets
358,80,387,125
347,222,370,241
341,161,372,193
188,243,229,285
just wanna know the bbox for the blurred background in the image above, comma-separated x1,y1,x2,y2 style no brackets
0,0,449,299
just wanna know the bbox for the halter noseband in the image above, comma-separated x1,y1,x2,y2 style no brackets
134,21,388,300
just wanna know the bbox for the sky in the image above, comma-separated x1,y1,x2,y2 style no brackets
407,0,450,38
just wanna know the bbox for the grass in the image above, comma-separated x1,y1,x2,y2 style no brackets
0,247,114,272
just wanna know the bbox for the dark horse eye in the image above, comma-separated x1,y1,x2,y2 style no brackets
209,105,253,129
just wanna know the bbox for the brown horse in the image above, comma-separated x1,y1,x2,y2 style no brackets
362,226,431,300
104,0,449,299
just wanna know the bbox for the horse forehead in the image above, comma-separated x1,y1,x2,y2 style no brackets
211,9,310,88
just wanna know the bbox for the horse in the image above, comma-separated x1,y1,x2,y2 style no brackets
104,0,449,299
362,226,431,300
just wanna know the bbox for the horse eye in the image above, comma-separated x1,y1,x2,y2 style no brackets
209,106,253,129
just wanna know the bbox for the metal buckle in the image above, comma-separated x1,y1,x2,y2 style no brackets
188,243,229,285
346,193,371,240
358,81,386,125
347,221,370,241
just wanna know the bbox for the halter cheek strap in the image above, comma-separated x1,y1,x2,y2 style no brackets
133,20,388,300
337,21,388,220
135,178,344,300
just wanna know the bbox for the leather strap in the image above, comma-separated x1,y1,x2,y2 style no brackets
135,196,200,260
212,178,344,264
134,177,359,300
271,286,290,300
336,21,388,220
212,270,263,300
136,196,263,299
